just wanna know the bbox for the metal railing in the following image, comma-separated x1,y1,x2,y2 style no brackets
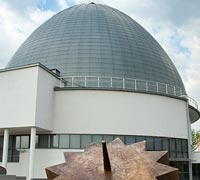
59,76,185,97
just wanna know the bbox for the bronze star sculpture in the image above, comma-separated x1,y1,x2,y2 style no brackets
46,138,179,180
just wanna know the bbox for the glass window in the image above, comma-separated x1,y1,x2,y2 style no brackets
176,139,182,151
0,149,2,162
20,136,29,149
182,139,188,152
81,135,92,148
162,138,169,150
9,136,13,149
8,149,12,162
135,136,145,142
183,152,188,158
154,137,162,150
38,135,49,148
146,136,154,150
125,136,135,145
177,152,183,158
170,152,177,158
16,136,21,149
70,135,80,149
35,135,39,148
59,135,69,148
0,136,3,149
12,150,19,162
169,138,176,151
183,163,188,172
50,135,59,148
92,135,103,144
103,135,113,143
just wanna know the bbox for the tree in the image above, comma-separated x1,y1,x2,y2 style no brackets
192,129,200,151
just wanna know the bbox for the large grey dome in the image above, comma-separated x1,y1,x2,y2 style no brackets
7,3,185,93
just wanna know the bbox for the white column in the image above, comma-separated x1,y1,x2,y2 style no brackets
186,101,192,180
28,127,36,180
2,129,9,168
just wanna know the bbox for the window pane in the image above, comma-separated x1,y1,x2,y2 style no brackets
9,136,13,149
125,136,135,145
163,138,169,150
81,135,92,148
38,135,49,148
146,136,154,150
8,149,12,162
177,152,182,158
176,139,182,151
170,152,176,158
59,135,69,148
35,135,39,148
155,137,162,150
135,136,145,142
183,163,188,172
0,136,3,148
92,135,103,144
50,135,59,148
70,135,80,149
183,152,188,158
182,139,188,152
21,136,29,148
170,138,176,151
12,150,19,162
16,136,20,149
103,135,113,143
0,150,2,162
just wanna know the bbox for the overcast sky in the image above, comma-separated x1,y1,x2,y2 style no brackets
0,0,200,128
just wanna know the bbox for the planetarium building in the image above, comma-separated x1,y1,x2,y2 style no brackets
0,2,199,180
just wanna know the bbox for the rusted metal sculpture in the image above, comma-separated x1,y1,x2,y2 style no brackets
46,138,179,180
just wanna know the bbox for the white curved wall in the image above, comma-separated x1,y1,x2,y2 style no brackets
53,90,189,139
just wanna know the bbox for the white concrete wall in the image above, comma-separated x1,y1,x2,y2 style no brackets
0,65,59,131
53,90,189,139
0,67,38,128
35,67,60,130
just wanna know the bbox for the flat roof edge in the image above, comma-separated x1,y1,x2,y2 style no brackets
0,63,61,80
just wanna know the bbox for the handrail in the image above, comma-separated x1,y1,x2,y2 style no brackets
58,76,185,97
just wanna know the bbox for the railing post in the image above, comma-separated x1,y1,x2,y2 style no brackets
174,86,176,96
123,78,125,89
111,77,112,88
59,77,62,88
146,81,148,91
98,77,100,88
135,79,137,90
72,77,74,87
166,84,168,94
156,82,158,93
85,76,87,87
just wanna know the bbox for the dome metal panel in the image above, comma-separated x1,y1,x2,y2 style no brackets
7,3,186,93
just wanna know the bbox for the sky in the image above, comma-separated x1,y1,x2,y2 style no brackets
0,0,200,128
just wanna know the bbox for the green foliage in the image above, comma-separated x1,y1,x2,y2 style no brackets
192,129,200,151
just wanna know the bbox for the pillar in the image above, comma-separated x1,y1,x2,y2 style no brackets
186,100,193,180
2,129,9,168
28,127,36,180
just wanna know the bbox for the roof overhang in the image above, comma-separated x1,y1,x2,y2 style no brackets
189,105,200,123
